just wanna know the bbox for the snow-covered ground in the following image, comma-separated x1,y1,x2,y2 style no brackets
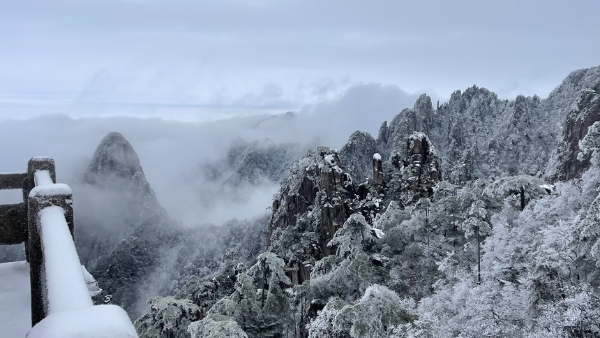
0,261,31,338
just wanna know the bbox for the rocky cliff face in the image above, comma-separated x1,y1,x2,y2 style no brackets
82,132,164,221
267,147,353,284
377,89,550,182
76,131,169,274
339,131,378,183
376,94,434,161
85,132,145,182
546,67,600,181
268,147,353,253
372,67,600,184
385,132,441,205
267,65,600,286
268,132,442,284
547,89,600,181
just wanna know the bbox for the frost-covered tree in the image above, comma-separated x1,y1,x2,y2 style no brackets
311,214,386,301
306,297,348,338
135,297,200,338
576,192,600,287
335,284,415,338
529,290,600,338
309,285,414,338
188,314,248,338
205,252,292,338
484,175,548,210
461,200,492,283
328,213,378,258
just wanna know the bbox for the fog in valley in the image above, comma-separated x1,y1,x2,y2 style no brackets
0,82,418,225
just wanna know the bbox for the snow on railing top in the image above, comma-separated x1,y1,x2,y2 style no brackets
39,206,93,313
30,170,72,198
29,183,72,198
33,170,54,187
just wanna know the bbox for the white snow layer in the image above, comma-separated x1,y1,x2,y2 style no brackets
39,206,93,314
29,184,72,198
26,305,138,338
30,170,72,198
324,154,335,166
373,153,381,161
0,261,31,338
34,170,53,186
82,265,102,297
372,228,385,239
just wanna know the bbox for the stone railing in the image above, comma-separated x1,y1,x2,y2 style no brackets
0,157,137,337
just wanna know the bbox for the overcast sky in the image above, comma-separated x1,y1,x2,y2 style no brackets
0,0,599,225
1,0,599,121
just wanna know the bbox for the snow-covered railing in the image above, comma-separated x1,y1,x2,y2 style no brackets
25,158,137,337
22,157,137,337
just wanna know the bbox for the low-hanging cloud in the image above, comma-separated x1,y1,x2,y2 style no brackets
0,82,421,228
296,83,421,147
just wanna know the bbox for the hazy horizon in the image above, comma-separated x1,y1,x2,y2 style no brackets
2,0,600,123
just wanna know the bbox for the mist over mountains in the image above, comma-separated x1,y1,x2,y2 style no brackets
2,65,600,337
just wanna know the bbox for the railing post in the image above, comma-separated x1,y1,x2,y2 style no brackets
27,157,56,189
27,157,70,326
25,157,57,264
24,176,30,263
28,191,45,326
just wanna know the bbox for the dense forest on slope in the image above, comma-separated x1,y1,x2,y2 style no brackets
30,66,600,337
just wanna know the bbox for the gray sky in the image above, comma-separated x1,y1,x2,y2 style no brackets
1,0,599,121
0,0,599,225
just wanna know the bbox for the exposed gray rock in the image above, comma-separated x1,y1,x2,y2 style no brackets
547,88,600,181
268,147,354,284
85,132,144,183
339,131,378,183
268,132,442,285
377,94,433,161
385,132,441,205
268,147,352,254
83,132,163,219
